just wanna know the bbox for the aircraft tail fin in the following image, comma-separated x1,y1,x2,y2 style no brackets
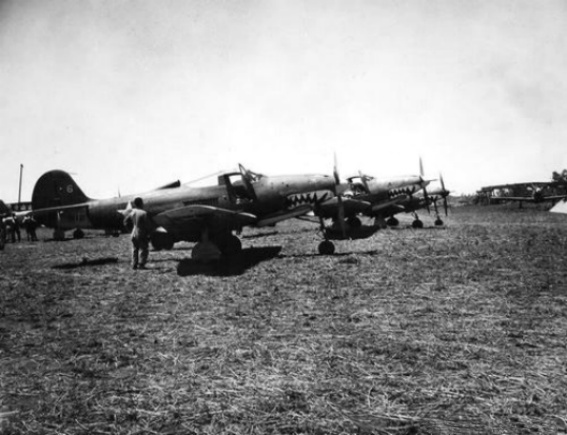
32,170,91,210
0,199,11,215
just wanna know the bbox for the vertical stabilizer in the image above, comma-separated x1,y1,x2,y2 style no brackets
32,170,91,210
0,199,11,215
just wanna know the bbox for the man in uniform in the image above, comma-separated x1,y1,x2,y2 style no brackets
124,197,153,270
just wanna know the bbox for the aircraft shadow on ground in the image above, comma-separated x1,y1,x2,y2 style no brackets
177,246,282,277
52,257,119,269
280,249,381,259
325,225,381,241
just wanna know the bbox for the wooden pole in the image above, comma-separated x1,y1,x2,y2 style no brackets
18,164,23,209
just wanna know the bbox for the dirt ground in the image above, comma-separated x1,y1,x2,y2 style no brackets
1,205,566,434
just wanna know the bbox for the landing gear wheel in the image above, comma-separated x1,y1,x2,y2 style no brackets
347,216,362,229
73,229,85,239
412,219,424,229
387,217,399,227
318,240,335,255
151,233,175,251
434,218,444,226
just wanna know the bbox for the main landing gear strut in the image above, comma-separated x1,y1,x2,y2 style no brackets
191,228,243,261
411,213,424,229
432,201,444,226
317,216,336,255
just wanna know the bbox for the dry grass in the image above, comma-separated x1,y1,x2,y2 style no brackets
1,204,567,434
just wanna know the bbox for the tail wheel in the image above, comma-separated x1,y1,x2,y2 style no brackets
434,218,444,226
318,240,335,255
73,229,85,239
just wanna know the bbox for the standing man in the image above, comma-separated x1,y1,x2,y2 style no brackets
124,197,153,270
0,217,6,250
23,215,39,241
12,214,21,242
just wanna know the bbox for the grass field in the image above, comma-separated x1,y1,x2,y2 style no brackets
1,205,567,434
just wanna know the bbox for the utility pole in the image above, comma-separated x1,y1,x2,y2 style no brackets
18,164,23,209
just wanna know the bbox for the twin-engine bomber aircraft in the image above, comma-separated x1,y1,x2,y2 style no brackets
31,165,336,259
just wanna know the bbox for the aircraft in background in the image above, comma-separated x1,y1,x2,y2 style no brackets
0,199,32,222
477,182,567,208
494,184,567,207
306,159,433,254
391,173,451,227
30,165,336,259
0,199,10,217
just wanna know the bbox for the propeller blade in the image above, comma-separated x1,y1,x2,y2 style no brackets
337,196,347,238
418,157,430,213
333,153,347,238
422,184,431,214
438,172,449,216
333,152,340,185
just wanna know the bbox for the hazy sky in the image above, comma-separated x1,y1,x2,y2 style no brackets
1,0,566,201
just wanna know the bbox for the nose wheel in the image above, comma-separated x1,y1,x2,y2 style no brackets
386,216,399,227
318,240,335,255
412,217,424,229
316,214,337,255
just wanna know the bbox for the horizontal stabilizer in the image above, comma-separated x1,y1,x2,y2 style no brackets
319,197,372,214
256,205,313,227
31,202,90,215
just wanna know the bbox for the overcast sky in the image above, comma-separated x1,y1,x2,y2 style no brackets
1,0,566,202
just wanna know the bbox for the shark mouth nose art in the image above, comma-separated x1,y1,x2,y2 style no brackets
388,187,416,198
285,190,331,208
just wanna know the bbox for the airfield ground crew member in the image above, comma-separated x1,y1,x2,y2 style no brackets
0,218,6,250
3,214,16,243
124,197,153,270
12,214,21,242
23,215,39,241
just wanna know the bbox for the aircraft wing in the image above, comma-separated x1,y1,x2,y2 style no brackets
256,204,313,227
318,197,372,215
153,204,258,229
495,195,567,203
371,194,410,213
544,195,567,201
